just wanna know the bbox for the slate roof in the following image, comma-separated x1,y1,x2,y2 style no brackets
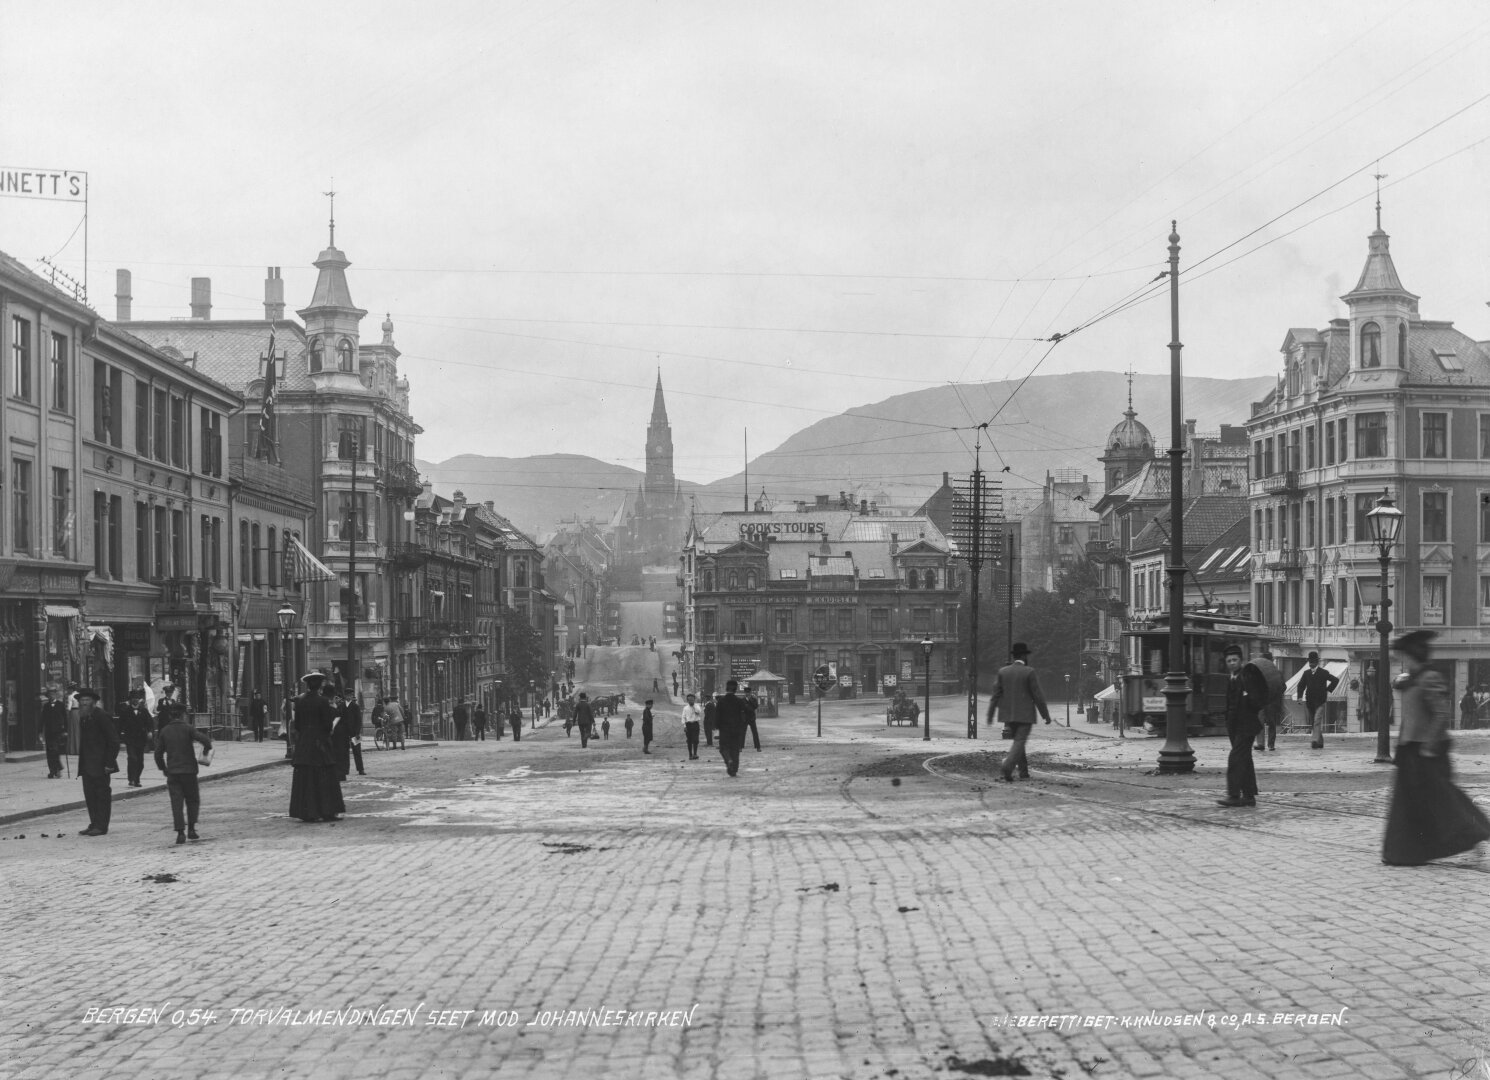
124,319,309,395
1128,495,1248,557
1192,517,1251,588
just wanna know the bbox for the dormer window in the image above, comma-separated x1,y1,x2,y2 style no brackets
923,569,937,590
906,569,919,589
338,338,355,372
1360,322,1381,368
309,338,324,373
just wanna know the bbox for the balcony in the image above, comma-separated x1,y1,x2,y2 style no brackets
385,460,423,499
394,616,426,641
1083,637,1120,655
158,577,215,611
1262,470,1299,494
387,541,428,571
1264,548,1302,572
1085,538,1123,564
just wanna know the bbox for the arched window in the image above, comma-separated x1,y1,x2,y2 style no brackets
906,569,919,589
1397,321,1407,368
338,338,355,371
702,571,714,592
923,569,937,590
727,571,738,590
1360,322,1381,368
309,338,324,373
745,570,757,590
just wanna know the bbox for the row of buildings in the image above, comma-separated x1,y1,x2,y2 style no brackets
0,230,562,756
1086,214,1490,728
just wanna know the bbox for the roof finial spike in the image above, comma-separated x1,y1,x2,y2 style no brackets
1124,365,1136,416
324,180,337,247
1373,166,1387,232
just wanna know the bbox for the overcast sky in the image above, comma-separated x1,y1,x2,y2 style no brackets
5,1,1489,487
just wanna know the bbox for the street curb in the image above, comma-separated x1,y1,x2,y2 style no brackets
0,742,444,828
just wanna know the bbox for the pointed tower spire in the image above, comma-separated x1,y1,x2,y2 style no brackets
651,369,668,426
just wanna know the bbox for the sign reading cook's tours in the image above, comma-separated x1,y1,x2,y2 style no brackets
737,521,826,539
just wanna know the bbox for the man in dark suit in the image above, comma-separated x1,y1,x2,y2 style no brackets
41,685,69,778
574,693,596,748
987,642,1052,782
714,680,747,778
1220,644,1268,807
75,689,120,835
1296,652,1339,750
742,691,761,752
641,699,655,754
248,689,269,742
116,688,155,787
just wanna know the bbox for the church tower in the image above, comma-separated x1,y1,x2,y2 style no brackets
644,372,675,498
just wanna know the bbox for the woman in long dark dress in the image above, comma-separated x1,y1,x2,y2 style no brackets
289,672,346,823
1382,631,1490,865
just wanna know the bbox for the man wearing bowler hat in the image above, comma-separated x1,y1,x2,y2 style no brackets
1296,651,1339,750
74,689,119,835
987,642,1051,782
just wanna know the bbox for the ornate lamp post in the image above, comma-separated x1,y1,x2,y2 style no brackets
435,658,447,740
1365,490,1403,764
277,601,296,760
1158,223,1195,774
1067,596,1077,726
921,635,935,742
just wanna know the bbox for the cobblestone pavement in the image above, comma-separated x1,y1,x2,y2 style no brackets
2,698,1487,1080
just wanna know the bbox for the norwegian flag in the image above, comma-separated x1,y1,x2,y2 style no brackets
258,331,277,461
284,533,335,583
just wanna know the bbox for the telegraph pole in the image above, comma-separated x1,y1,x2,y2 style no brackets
953,431,1002,739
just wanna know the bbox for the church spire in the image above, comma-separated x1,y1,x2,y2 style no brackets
650,369,668,426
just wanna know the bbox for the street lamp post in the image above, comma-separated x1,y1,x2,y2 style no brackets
1366,490,1403,764
921,636,935,742
277,601,296,760
435,659,447,740
1068,595,1077,727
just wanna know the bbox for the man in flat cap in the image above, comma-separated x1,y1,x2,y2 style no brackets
74,689,119,836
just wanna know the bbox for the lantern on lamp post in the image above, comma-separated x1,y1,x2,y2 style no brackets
1365,490,1403,764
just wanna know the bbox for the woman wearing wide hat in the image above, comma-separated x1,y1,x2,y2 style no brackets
288,670,346,823
1381,630,1490,865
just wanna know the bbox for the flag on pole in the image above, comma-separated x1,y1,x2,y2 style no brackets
259,332,277,462
285,534,336,583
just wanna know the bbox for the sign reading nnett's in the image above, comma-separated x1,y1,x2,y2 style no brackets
0,168,87,201
738,521,827,540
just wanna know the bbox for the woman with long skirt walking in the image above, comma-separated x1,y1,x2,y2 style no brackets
1382,631,1490,866
289,671,346,824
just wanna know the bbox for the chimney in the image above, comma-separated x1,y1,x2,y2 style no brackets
190,277,212,320
115,269,132,322
1185,418,1197,442
890,532,899,554
942,471,949,486
264,267,285,320
485,501,495,511
859,499,868,515
815,494,829,508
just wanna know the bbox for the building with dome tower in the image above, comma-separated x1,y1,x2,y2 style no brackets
1244,209,1490,729
1085,377,1249,694
120,217,427,719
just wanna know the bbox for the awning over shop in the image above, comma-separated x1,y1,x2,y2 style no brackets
45,604,80,618
1093,683,1119,702
1283,661,1349,700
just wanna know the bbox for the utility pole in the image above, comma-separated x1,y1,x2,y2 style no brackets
346,435,359,702
952,432,1002,739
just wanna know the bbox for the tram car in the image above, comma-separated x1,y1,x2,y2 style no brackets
1120,612,1275,736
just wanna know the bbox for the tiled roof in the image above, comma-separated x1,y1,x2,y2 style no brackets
1193,518,1251,585
1129,495,1247,556
124,319,309,395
